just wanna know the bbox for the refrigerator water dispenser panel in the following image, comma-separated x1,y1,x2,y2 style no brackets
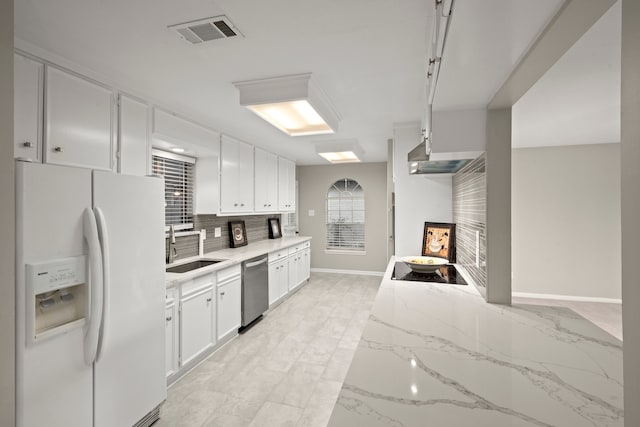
26,256,87,343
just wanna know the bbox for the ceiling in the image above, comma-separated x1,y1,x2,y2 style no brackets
14,0,617,163
434,0,564,110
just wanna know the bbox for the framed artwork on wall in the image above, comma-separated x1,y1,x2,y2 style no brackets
228,220,248,248
422,222,456,262
268,217,282,239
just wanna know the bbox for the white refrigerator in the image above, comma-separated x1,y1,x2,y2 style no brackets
15,161,167,427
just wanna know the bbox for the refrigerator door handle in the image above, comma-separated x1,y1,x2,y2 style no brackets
83,207,104,366
94,207,110,362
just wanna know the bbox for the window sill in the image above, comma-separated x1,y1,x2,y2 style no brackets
324,249,367,256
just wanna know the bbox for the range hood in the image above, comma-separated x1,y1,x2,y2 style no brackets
406,0,483,175
408,143,481,175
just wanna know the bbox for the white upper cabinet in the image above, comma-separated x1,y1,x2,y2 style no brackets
278,157,296,212
118,95,149,176
254,148,278,212
194,155,220,215
220,135,254,214
14,54,43,162
45,67,114,170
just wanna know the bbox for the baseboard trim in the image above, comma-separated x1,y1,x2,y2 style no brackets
512,292,622,304
310,268,384,277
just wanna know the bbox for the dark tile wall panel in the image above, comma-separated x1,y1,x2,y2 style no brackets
453,154,487,289
194,214,280,253
165,234,199,262
165,214,281,262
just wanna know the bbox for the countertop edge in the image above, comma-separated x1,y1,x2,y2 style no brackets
165,236,312,288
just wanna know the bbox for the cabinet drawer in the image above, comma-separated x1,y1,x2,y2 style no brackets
288,246,302,256
217,264,241,284
166,287,177,305
269,249,288,262
181,274,215,297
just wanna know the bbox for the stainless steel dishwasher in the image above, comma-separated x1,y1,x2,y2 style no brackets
241,254,269,329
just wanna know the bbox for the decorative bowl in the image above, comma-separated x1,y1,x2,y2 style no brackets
402,256,449,273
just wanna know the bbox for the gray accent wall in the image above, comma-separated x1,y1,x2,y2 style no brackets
166,214,280,261
485,108,512,304
453,154,487,290
0,0,14,423
622,0,640,421
512,143,621,299
297,162,387,273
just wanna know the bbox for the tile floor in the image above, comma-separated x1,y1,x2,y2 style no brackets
157,272,381,427
512,296,623,340
157,273,623,427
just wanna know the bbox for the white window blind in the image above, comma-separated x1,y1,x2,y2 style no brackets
151,149,195,229
326,178,365,251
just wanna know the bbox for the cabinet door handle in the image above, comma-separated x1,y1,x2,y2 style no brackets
206,297,212,302
241,203,244,207
53,146,63,153
220,292,225,296
264,204,267,207
22,141,32,148
166,316,172,321
234,203,238,207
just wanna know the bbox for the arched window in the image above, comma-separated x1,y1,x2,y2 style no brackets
326,178,365,251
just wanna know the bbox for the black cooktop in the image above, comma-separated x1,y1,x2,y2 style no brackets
391,262,468,285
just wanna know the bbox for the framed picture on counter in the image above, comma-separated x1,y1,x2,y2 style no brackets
268,217,282,239
228,220,248,248
422,222,456,262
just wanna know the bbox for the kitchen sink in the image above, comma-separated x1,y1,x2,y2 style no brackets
166,259,224,274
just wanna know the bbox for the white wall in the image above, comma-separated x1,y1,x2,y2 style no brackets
512,143,621,300
0,0,14,424
393,123,453,256
621,1,640,422
393,111,487,257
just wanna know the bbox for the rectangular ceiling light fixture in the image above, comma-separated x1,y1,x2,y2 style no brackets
233,73,340,136
315,140,364,164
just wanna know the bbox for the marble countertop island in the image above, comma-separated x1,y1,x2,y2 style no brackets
328,257,624,427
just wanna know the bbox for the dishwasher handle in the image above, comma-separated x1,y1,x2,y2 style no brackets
245,256,268,268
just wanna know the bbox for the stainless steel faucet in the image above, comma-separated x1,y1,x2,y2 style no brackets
167,225,178,264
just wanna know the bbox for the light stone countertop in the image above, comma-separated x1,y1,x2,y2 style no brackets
328,256,624,427
165,236,311,288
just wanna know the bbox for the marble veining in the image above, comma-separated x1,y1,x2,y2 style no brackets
328,258,624,427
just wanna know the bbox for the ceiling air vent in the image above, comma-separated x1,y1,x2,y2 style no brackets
169,16,243,44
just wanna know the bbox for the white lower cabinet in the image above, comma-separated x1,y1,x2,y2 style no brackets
301,247,311,282
288,242,311,292
217,275,241,341
180,279,215,367
288,253,300,291
165,289,178,379
268,249,290,306
268,260,289,306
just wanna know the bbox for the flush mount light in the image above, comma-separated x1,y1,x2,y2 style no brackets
315,140,364,164
171,147,185,153
233,73,340,136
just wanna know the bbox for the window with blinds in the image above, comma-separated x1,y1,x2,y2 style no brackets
326,178,365,251
151,149,195,230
